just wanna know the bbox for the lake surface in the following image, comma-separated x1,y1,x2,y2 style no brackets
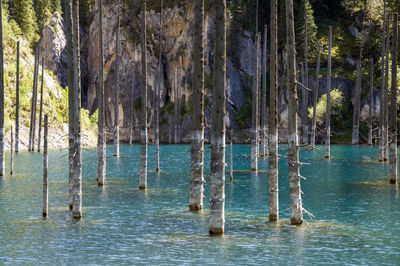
1,144,399,265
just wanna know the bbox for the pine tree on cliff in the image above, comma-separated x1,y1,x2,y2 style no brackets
389,13,398,184
97,0,106,186
0,0,4,176
209,0,226,235
189,0,205,211
139,0,148,190
286,0,303,225
269,0,279,222
113,0,120,157
9,0,37,42
325,26,332,159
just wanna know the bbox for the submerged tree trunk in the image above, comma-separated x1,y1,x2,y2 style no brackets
311,45,321,148
113,0,120,157
29,45,38,152
37,58,44,152
97,0,106,186
42,115,48,217
174,68,178,144
286,0,303,225
303,7,309,145
379,0,387,162
10,127,13,175
230,130,233,181
209,0,226,235
251,34,260,171
352,58,362,145
325,26,332,159
269,0,279,222
368,59,373,145
189,0,205,211
390,13,398,184
384,15,390,161
130,79,134,146
261,25,268,158
15,41,20,153
155,0,163,172
139,1,148,190
72,0,82,219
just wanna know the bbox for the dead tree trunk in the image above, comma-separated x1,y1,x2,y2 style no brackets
174,68,178,144
0,2,4,175
42,115,48,217
29,45,38,152
352,58,362,145
384,15,390,161
189,0,205,211
286,0,303,225
155,0,163,172
130,79,134,146
230,130,233,181
32,46,40,152
379,0,387,162
209,0,226,235
311,45,321,148
261,25,268,158
139,1,148,190
10,127,13,175
303,7,309,145
113,0,120,157
15,41,20,153
390,13,398,184
37,58,44,152
325,26,332,159
269,0,279,222
368,59,373,145
251,34,260,171
97,0,106,186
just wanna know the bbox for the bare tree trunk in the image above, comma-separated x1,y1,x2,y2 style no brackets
97,0,106,186
269,0,279,222
0,2,4,175
37,58,44,152
352,58,361,145
261,25,268,158
209,0,226,235
303,7,309,145
130,77,134,146
230,130,233,181
311,45,321,148
384,15,390,161
10,127,13,175
113,0,120,157
189,0,205,211
72,0,82,219
15,41,20,153
29,45,38,152
139,1,148,190
286,0,303,225
155,0,163,172
32,47,40,153
368,59,373,145
390,13,398,184
174,68,178,144
251,34,260,171
42,115,48,217
65,0,74,208
379,0,387,162
325,26,332,159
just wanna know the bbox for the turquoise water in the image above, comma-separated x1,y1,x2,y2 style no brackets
1,144,399,265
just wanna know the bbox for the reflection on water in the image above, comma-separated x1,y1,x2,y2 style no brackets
1,144,400,264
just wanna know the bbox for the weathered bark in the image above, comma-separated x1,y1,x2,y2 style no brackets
139,1,148,190
155,0,163,172
303,7,309,145
130,79,134,146
209,0,226,235
113,0,120,157
311,45,321,148
189,0,205,211
174,68,178,144
269,0,279,222
0,3,4,175
251,34,260,171
286,0,303,225
261,25,268,158
97,0,106,186
37,58,44,152
15,41,20,153
352,58,362,145
32,46,40,152
368,59,373,145
379,0,387,162
325,26,332,159
42,115,48,217
29,45,38,152
10,127,13,175
230,130,233,181
390,13,398,184
383,15,390,161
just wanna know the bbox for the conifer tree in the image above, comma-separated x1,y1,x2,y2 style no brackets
9,0,38,42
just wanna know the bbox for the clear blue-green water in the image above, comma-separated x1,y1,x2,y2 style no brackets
1,144,399,265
